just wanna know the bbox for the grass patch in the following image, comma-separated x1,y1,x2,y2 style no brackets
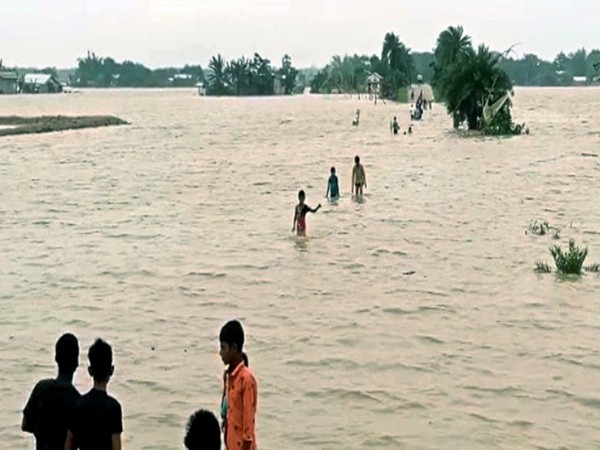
550,239,588,275
534,261,552,273
585,263,600,273
0,115,128,137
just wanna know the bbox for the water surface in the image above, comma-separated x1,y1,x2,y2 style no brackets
1,88,600,449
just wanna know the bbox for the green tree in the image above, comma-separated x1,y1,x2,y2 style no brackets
207,54,229,95
433,27,514,131
278,54,298,95
380,32,414,99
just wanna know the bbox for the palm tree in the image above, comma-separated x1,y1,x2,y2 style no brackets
443,44,513,130
226,57,250,95
434,26,471,67
207,54,228,95
380,32,414,99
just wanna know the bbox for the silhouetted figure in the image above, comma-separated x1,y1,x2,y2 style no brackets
22,333,81,450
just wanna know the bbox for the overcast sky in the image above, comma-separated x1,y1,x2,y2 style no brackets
1,0,598,69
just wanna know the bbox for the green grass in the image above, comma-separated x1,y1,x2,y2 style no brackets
534,261,552,273
0,115,128,137
550,239,588,275
585,263,600,273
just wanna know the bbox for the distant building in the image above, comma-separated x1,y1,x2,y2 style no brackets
366,72,383,95
22,73,62,93
196,82,206,96
0,71,19,94
572,76,588,86
408,74,435,103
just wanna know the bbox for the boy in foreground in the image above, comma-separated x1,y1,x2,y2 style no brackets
22,333,81,450
219,320,258,450
65,339,123,450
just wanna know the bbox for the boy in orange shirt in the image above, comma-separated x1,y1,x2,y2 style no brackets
219,320,258,450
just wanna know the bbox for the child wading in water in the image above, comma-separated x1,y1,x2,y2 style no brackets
352,155,367,196
325,167,340,200
293,190,321,236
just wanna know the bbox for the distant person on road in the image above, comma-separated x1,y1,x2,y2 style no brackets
391,117,400,135
352,156,367,196
293,190,321,236
325,167,340,200
219,320,258,450
184,409,221,450
22,333,81,450
65,338,123,450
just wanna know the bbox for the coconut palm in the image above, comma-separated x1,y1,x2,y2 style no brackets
443,44,513,130
226,57,250,95
207,54,229,95
380,32,414,99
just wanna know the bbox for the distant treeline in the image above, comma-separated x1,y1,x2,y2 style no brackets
309,46,600,96
2,45,598,94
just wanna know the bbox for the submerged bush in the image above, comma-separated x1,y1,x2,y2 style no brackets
550,239,588,275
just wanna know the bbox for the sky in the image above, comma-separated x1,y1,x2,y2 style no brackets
1,0,599,69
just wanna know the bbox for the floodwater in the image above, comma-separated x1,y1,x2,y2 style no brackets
1,88,600,450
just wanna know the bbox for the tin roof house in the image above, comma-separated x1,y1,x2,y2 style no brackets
22,73,62,93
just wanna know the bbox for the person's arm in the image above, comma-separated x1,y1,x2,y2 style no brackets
22,384,40,433
64,430,77,450
241,377,258,450
310,204,322,213
325,181,330,198
363,167,367,188
292,208,298,232
111,434,122,450
352,166,356,186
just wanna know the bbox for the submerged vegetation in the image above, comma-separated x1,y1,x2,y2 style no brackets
550,240,588,275
0,115,128,137
535,239,598,275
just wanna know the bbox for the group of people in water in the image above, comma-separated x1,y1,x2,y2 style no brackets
22,320,256,450
292,155,367,237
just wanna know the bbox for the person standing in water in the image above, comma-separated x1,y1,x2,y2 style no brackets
292,190,321,237
219,320,258,450
325,167,340,200
391,117,400,135
352,156,367,196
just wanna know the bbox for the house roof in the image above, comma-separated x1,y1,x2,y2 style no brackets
573,76,587,82
367,72,383,82
0,71,18,80
23,73,55,84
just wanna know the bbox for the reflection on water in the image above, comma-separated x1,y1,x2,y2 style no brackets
1,88,600,449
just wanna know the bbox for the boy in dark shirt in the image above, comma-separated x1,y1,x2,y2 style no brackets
184,409,221,450
65,339,123,450
22,333,81,450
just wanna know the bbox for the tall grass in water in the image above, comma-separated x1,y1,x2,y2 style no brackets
550,239,588,275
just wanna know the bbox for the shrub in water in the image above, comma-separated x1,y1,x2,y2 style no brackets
534,261,552,273
549,239,588,275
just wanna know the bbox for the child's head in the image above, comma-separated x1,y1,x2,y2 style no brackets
219,320,245,365
297,190,306,203
393,116,397,120
330,167,336,175
55,333,79,375
184,409,221,450
354,155,360,165
88,338,114,382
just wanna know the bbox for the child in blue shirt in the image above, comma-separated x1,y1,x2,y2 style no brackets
325,167,340,200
